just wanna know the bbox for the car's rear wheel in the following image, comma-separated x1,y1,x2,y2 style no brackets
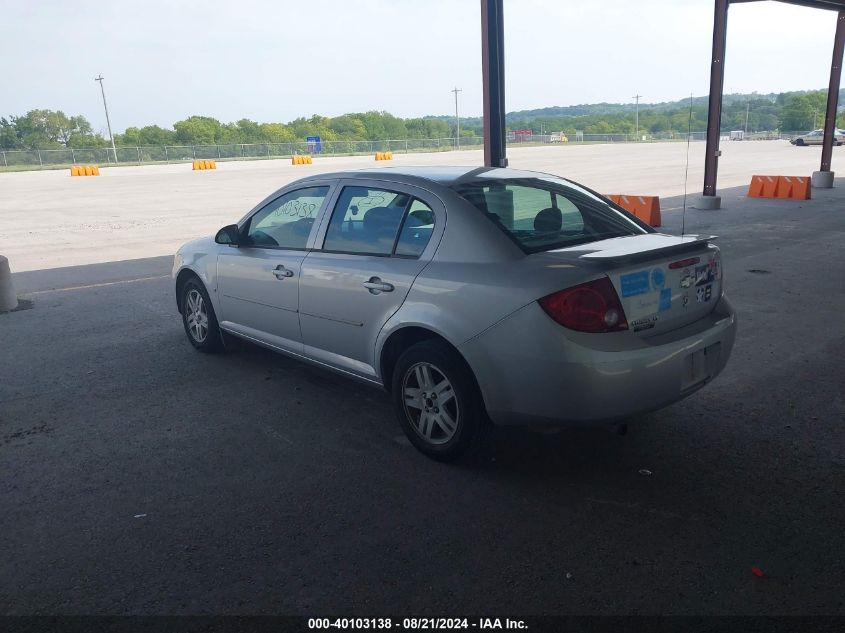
392,340,484,461
181,277,223,352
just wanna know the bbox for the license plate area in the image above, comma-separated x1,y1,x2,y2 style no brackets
682,342,721,391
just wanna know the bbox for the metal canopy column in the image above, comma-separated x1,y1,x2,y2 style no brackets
813,10,845,187
698,0,730,210
481,0,507,168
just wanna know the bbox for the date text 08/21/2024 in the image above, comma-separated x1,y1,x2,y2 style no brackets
307,617,528,630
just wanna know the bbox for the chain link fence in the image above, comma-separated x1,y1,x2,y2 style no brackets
0,132,807,170
1,137,483,169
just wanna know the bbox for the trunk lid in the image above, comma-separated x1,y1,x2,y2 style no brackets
555,234,723,336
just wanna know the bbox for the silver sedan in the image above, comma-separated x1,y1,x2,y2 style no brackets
173,167,737,460
790,129,845,146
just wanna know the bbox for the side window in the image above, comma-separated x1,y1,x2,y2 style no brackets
322,186,410,256
244,186,330,249
395,199,435,257
487,184,585,235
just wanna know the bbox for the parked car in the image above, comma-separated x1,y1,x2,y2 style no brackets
174,167,737,460
790,129,845,146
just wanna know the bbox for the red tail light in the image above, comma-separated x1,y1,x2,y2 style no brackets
538,277,629,333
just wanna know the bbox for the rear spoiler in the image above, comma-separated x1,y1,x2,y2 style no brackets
578,235,718,264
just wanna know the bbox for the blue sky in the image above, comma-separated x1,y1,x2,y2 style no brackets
1,0,840,134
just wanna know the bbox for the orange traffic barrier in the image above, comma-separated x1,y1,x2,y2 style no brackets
747,175,811,200
607,194,661,227
192,160,217,170
777,176,811,200
375,151,393,161
748,175,779,198
292,155,313,165
70,165,100,176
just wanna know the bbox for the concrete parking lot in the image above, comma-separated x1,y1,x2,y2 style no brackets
0,140,836,272
1,149,844,616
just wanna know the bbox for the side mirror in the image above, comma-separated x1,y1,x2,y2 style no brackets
215,224,240,246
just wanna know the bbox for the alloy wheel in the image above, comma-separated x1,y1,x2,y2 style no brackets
185,289,209,343
402,362,459,445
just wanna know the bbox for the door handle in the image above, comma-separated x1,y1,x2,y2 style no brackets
363,277,394,294
272,265,294,279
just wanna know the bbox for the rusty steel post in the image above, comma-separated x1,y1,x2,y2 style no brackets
818,11,845,183
699,0,729,209
481,0,507,168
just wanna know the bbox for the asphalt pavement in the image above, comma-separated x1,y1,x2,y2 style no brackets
1,182,843,616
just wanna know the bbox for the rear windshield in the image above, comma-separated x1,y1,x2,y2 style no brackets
451,176,652,254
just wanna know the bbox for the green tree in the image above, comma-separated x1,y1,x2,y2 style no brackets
174,116,223,144
6,110,103,149
329,115,368,140
138,125,176,145
781,92,827,131
260,123,296,143
0,117,20,149
116,125,176,146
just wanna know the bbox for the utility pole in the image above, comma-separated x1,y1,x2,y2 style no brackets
94,74,118,164
632,94,642,140
452,87,462,150
744,101,750,135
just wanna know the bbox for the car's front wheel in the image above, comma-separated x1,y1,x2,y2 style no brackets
392,340,484,461
181,277,223,352
796,138,805,146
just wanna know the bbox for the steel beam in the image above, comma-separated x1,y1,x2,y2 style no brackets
701,0,729,207
820,11,845,173
481,0,507,168
731,0,845,11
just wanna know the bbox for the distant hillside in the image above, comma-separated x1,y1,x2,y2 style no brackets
427,88,845,136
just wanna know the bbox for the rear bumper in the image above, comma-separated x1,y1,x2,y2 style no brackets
459,296,737,426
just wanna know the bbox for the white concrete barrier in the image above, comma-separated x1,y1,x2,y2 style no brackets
0,255,18,312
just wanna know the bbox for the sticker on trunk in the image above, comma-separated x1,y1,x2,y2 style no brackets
651,268,666,289
626,292,661,319
659,288,672,311
695,264,716,287
620,270,651,297
631,315,658,332
696,284,713,303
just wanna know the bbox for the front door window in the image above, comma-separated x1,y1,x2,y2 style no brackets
244,186,330,249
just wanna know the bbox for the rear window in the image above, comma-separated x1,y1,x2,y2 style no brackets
451,177,652,254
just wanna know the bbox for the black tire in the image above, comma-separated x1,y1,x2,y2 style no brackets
180,277,224,352
391,339,484,461
796,138,805,146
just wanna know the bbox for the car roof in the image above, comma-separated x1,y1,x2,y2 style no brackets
301,166,558,186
